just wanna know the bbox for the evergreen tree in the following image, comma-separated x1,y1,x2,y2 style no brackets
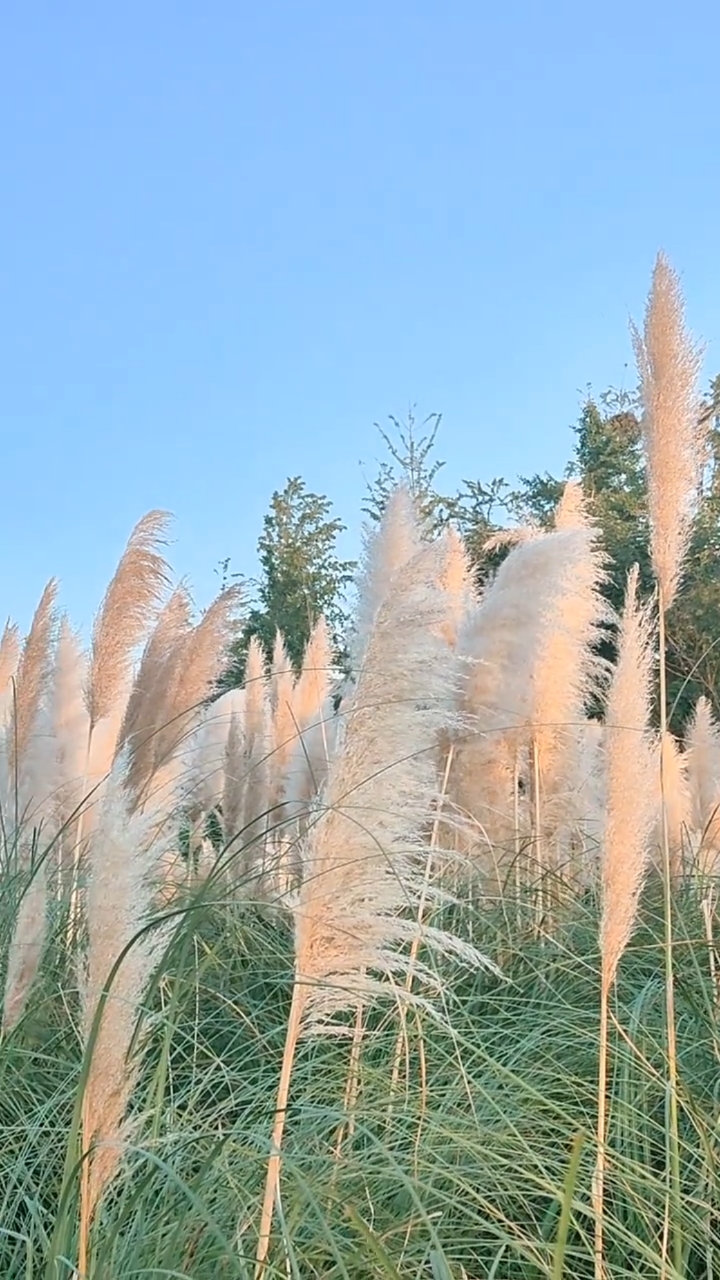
363,408,452,533
223,477,355,686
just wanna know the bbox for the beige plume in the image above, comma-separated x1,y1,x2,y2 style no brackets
0,621,21,728
685,696,720,871
85,511,172,732
351,485,422,672
631,253,705,609
255,535,498,1272
78,757,177,1271
600,567,657,993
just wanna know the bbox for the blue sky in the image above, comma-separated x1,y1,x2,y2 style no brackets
2,0,719,634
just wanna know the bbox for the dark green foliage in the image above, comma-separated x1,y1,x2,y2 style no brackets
223,477,356,687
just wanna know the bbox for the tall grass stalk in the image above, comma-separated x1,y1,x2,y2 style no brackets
77,760,176,1275
253,535,494,1275
657,596,682,1279
593,566,656,1280
69,512,172,943
632,253,706,1276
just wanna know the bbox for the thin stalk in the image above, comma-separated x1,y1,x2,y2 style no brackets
332,995,365,1162
532,739,544,932
593,981,609,1280
513,751,522,923
77,1096,91,1277
255,980,306,1278
658,594,682,1278
701,885,720,1014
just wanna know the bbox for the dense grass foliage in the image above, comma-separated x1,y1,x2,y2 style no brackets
2,871,719,1277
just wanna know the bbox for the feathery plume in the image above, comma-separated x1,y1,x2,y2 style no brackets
85,511,172,732
295,536,496,1028
131,586,242,808
52,620,90,881
269,631,296,817
450,529,607,874
483,524,539,553
78,758,176,1264
573,719,605,874
7,580,57,784
351,485,422,671
222,706,245,860
632,258,703,1278
0,621,20,727
255,537,497,1272
653,732,691,877
116,585,193,773
281,700,339,829
631,253,705,608
554,479,590,531
292,616,333,730
529,521,609,863
600,567,656,992
228,636,271,875
191,686,245,813
272,618,336,845
685,696,720,869
437,527,476,650
594,567,657,1278
2,858,47,1033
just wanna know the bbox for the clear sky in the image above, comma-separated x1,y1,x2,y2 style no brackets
2,0,719,634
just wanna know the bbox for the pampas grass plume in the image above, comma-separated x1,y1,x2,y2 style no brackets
292,616,333,729
351,485,422,671
254,534,497,1273
685,696,720,867
2,858,47,1033
656,732,691,876
8,579,57,781
225,636,270,874
79,757,176,1264
52,619,90,882
554,479,590,531
600,566,656,993
86,511,172,731
437,527,476,649
117,585,193,778
269,631,297,807
632,253,705,608
146,585,242,803
0,621,20,727
294,537,496,1031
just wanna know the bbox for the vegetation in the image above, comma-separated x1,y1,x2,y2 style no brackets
223,476,355,686
1,253,720,1280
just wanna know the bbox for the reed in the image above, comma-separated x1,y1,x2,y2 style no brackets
253,529,497,1275
69,513,172,941
593,565,656,1280
632,252,706,1276
77,759,177,1275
